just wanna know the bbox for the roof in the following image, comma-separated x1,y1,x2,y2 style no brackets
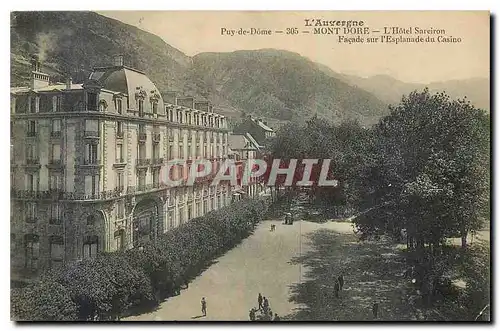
245,133,264,149
89,65,163,107
10,84,84,94
252,118,274,132
228,134,246,150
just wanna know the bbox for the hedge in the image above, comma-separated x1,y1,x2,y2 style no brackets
11,197,270,321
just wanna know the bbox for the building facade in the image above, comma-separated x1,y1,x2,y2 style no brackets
232,115,276,147
228,133,264,199
10,56,231,279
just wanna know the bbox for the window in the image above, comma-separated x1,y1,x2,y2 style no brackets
153,169,160,187
49,173,62,191
152,144,160,160
52,144,61,161
50,203,61,224
85,175,99,195
117,121,123,136
116,200,125,219
139,124,146,134
27,120,36,136
83,235,98,259
116,99,123,114
52,96,61,112
138,99,144,116
50,236,64,268
30,97,37,113
26,173,38,192
26,202,37,222
179,145,184,159
51,119,61,136
168,144,173,160
114,230,124,251
138,172,146,190
152,102,158,115
85,144,98,164
116,143,124,162
168,210,175,230
116,172,124,191
138,144,146,160
87,92,97,111
26,144,37,161
24,234,39,269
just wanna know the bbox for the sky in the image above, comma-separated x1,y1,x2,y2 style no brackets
99,11,489,84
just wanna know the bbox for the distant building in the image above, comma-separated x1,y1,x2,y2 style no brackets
10,55,230,280
228,133,264,199
232,116,276,147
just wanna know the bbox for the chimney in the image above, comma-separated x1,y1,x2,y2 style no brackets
208,104,213,113
113,54,124,66
177,96,195,109
30,54,50,89
30,55,41,72
65,76,73,90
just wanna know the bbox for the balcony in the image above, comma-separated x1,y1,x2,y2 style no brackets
26,158,40,165
138,133,147,142
113,158,126,169
50,131,61,139
47,159,64,170
84,130,99,138
151,158,164,167
83,159,100,166
26,131,37,138
49,218,62,225
136,158,151,168
10,188,125,201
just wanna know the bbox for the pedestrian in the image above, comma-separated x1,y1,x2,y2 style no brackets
338,274,344,290
258,293,263,310
201,297,207,316
263,297,269,309
372,302,379,319
274,313,281,321
334,280,340,298
249,308,256,321
269,309,273,320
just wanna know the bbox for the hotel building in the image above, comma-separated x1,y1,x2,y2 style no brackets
10,55,231,279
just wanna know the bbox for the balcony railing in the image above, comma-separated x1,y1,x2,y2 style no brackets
114,158,126,164
26,158,40,165
136,158,151,167
151,158,164,166
153,133,161,142
48,159,63,168
50,131,61,138
138,133,147,142
26,131,37,137
11,186,166,201
84,130,99,138
83,159,100,166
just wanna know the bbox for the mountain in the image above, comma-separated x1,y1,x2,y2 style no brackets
10,11,390,126
11,11,191,91
187,49,389,125
331,73,490,111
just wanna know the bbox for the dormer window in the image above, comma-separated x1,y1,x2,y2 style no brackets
116,99,123,114
152,101,158,115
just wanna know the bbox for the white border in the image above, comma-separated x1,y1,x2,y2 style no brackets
1,1,497,331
